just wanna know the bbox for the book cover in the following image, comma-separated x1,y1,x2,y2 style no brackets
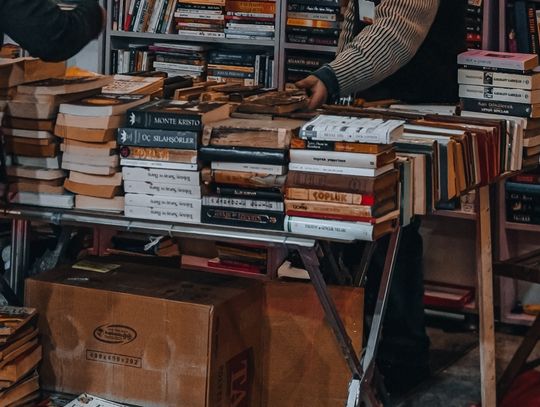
123,180,202,198
117,127,199,149
457,49,538,72
59,94,150,117
122,166,200,185
200,146,287,165
201,206,285,230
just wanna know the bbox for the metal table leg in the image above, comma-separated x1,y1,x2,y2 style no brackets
9,219,29,299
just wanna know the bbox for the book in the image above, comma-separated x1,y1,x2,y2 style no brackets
64,393,128,407
211,161,287,175
61,139,117,156
13,155,60,169
285,199,396,220
64,179,121,199
459,84,540,104
102,74,164,95
237,90,308,114
61,161,119,176
457,49,539,72
0,371,39,406
119,146,197,163
200,146,287,165
289,149,395,169
123,177,202,197
285,187,381,206
202,196,283,211
284,216,395,241
16,75,112,96
117,127,199,149
6,166,65,181
299,115,404,144
125,204,201,223
0,57,65,88
59,94,151,116
120,158,199,170
0,344,41,383
55,125,117,143
2,116,55,132
201,207,285,230
0,307,36,337
69,171,122,186
62,153,119,168
214,185,282,200
9,191,74,208
55,113,126,130
121,166,200,185
201,168,286,189
2,128,54,140
290,138,392,154
125,193,201,211
458,68,540,90
202,117,304,149
75,195,124,212
288,162,394,177
127,99,230,131
460,97,540,118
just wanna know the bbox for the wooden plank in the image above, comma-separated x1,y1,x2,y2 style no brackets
476,185,497,407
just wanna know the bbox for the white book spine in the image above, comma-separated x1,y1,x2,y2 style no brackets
152,62,205,72
457,51,534,71
174,12,225,19
284,216,375,241
10,191,74,209
120,158,198,171
202,196,284,211
125,193,201,211
125,204,201,223
458,68,537,90
14,156,60,169
177,30,225,38
288,162,381,176
123,180,202,198
458,84,540,104
210,162,286,175
122,166,200,185
289,149,378,168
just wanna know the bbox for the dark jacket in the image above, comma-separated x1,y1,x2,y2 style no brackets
0,0,103,62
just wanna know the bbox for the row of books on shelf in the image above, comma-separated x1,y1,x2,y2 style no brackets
466,0,483,49
111,0,277,40
111,43,275,88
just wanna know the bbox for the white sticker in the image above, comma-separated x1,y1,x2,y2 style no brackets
358,0,375,24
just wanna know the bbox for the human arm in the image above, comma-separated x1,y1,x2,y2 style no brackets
298,0,439,108
0,0,104,62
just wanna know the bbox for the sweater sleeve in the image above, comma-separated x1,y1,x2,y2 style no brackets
0,0,103,62
314,0,439,99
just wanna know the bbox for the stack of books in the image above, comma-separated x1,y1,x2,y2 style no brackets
110,45,154,75
120,99,230,222
57,93,150,212
200,117,304,230
175,0,226,39
224,1,275,40
207,49,274,87
506,168,540,225
286,0,345,46
149,42,209,81
5,75,112,209
0,306,41,407
285,52,333,86
284,114,402,241
458,49,540,170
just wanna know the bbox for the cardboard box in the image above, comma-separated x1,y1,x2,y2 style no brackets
262,281,364,407
25,259,263,407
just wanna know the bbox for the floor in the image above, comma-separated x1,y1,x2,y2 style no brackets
393,322,540,407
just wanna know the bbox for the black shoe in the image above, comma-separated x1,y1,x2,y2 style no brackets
378,361,431,397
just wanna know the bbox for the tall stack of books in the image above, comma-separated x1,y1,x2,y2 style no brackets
175,0,226,39
458,49,540,170
120,99,230,222
200,117,304,230
0,306,41,407
285,52,333,86
149,42,208,81
506,168,540,225
207,49,274,87
57,93,150,212
224,0,275,40
284,114,402,241
5,74,111,209
286,0,346,46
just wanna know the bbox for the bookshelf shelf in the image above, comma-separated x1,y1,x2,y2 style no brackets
108,31,277,47
505,221,540,233
502,312,536,326
426,300,478,316
283,43,337,54
431,210,477,221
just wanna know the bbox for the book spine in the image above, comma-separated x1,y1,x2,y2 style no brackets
202,196,284,211
122,166,200,185
460,97,534,117
207,69,255,79
458,84,538,104
202,207,285,230
120,146,197,163
204,169,286,189
506,181,540,193
527,3,539,55
125,204,201,223
226,1,276,14
127,110,202,131
125,193,201,210
289,149,382,169
288,163,380,177
214,185,282,200
286,26,340,37
123,180,202,198
507,212,540,224
287,12,339,21
457,68,536,90
457,53,533,71
284,216,375,241
286,170,377,194
120,158,198,170
117,128,198,149
211,162,285,175
285,199,376,217
199,146,287,165
285,0,343,6
285,210,377,223
285,187,375,205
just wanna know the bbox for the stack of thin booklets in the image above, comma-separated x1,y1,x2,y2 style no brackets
200,117,304,230
58,92,150,212
149,43,209,81
120,99,230,222
0,306,41,407
458,49,540,171
284,114,402,241
226,0,276,40
5,74,111,209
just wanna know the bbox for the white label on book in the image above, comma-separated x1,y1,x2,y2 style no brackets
125,193,202,211
122,166,200,185
125,205,201,223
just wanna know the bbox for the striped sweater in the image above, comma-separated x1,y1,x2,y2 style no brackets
314,0,440,101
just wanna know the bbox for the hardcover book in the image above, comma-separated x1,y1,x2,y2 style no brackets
127,99,230,131
59,94,151,117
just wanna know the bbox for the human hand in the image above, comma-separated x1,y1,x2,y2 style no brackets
295,75,328,110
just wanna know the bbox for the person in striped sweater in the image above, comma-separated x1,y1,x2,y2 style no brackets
297,0,467,396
